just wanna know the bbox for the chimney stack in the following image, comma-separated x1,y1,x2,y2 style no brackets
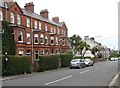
40,9,49,19
84,36,89,40
90,37,95,40
24,2,34,12
52,16,59,23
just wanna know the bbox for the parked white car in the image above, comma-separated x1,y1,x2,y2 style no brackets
110,57,118,61
83,59,94,66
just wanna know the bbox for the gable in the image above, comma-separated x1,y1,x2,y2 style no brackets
7,2,23,14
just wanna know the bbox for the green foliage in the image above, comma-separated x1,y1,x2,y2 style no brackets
38,55,59,72
2,56,32,76
60,54,73,67
91,47,99,56
2,21,16,55
69,34,82,54
110,51,119,58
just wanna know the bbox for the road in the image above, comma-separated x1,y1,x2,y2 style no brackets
2,60,119,86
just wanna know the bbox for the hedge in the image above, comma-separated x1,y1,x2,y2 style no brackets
39,55,59,72
2,56,32,76
60,54,73,67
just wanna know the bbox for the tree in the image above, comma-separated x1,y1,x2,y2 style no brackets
82,42,90,57
91,47,99,58
2,21,16,55
69,34,82,55
110,51,119,58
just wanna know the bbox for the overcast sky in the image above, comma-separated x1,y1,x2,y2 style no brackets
16,0,119,50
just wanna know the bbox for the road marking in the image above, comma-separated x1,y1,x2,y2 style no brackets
80,70,89,74
108,71,120,87
45,75,72,85
95,66,101,69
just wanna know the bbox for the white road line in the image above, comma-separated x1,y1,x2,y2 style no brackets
45,75,72,85
80,70,89,74
95,66,101,69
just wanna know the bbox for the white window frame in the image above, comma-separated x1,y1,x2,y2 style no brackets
45,50,49,55
0,10,3,21
62,39,65,46
62,30,64,35
10,12,14,23
45,24,47,31
26,18,30,27
51,27,53,33
40,34,44,44
54,27,56,34
34,21,38,29
26,50,31,56
17,14,21,25
56,50,59,55
45,36,48,45
56,37,58,45
34,34,38,44
19,50,24,56
58,28,60,34
51,37,54,45
40,50,44,55
26,33,31,44
39,22,41,30
18,30,23,43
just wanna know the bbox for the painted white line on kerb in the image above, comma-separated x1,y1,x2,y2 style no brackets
45,75,72,85
108,71,120,87
80,70,89,74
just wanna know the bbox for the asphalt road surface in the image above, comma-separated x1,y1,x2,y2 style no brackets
2,60,119,86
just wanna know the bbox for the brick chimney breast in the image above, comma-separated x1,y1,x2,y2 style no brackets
24,2,34,12
40,9,49,19
52,16,59,23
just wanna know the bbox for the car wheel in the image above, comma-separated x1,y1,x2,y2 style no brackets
70,67,72,69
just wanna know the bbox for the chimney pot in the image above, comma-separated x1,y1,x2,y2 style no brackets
52,16,59,23
40,9,49,19
24,2,34,12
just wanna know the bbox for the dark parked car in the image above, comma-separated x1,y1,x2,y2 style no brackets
70,59,86,69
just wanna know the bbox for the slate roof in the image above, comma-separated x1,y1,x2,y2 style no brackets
0,2,63,27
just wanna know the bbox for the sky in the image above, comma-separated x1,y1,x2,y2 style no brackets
16,0,119,50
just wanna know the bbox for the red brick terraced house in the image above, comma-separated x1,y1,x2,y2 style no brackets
0,2,69,62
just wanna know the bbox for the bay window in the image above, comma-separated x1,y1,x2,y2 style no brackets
40,34,44,44
18,30,23,42
26,33,30,44
34,34,38,44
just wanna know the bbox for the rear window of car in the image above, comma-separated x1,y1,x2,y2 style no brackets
71,59,79,62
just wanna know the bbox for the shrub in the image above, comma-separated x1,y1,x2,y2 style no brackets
2,56,32,76
60,54,73,67
38,55,59,72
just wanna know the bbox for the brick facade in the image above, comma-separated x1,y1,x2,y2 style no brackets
0,2,69,61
